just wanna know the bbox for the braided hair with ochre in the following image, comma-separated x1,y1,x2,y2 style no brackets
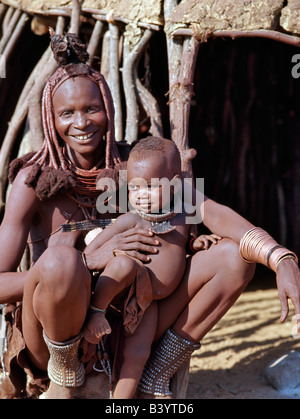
9,31,123,203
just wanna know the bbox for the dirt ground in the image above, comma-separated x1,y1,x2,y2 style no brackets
186,275,300,399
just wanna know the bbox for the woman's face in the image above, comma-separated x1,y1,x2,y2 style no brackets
52,76,107,163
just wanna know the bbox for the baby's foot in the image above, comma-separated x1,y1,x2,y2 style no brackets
95,313,112,337
83,312,112,344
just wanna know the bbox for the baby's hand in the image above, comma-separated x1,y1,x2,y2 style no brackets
192,234,222,251
83,312,112,344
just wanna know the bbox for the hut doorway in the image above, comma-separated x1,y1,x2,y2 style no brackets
189,37,300,261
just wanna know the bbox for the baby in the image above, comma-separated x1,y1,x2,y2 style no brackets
83,136,221,398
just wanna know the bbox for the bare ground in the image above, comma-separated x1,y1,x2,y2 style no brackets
186,278,300,399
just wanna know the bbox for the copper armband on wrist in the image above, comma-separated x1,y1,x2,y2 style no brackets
239,227,298,272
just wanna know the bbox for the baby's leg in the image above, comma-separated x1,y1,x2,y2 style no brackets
113,301,158,399
84,255,139,344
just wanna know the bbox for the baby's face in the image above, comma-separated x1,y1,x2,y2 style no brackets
127,156,177,214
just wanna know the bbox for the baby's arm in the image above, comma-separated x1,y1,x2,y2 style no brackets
191,233,222,251
83,213,139,344
84,212,137,253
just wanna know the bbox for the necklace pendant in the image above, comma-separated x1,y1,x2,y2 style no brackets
150,220,176,234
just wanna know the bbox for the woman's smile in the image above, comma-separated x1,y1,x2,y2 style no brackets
52,76,107,168
69,130,99,144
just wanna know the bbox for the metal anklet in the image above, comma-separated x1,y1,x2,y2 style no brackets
43,331,85,388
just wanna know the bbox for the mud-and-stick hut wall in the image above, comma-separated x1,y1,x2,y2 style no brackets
0,0,300,262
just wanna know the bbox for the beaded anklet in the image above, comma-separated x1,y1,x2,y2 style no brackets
89,304,107,314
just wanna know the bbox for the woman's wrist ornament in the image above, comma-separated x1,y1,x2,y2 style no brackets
239,227,298,272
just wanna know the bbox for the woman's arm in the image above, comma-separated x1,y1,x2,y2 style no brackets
201,196,254,242
198,192,300,332
0,168,41,303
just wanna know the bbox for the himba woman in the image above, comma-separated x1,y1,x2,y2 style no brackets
0,32,158,398
0,31,299,399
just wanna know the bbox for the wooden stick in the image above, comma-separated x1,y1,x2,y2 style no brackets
27,50,57,150
164,0,184,138
2,13,29,61
69,0,82,35
164,0,198,176
2,6,14,35
0,3,8,28
171,36,199,176
100,29,110,81
108,22,123,142
172,28,300,47
123,29,153,143
28,16,65,150
91,12,161,32
0,7,22,54
87,19,104,66
135,72,164,138
30,8,72,18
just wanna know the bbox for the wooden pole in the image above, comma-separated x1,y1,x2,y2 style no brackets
122,29,153,143
100,29,110,81
2,13,29,61
164,0,198,176
0,7,22,54
69,0,82,35
1,6,14,35
27,16,65,150
87,19,104,66
172,36,199,176
135,72,164,138
108,22,123,142
172,28,300,47
0,3,8,28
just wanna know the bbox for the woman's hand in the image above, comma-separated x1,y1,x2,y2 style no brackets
84,228,159,271
276,258,300,333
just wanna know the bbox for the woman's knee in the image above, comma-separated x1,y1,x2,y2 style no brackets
216,238,256,285
35,245,90,297
191,238,255,287
220,238,254,269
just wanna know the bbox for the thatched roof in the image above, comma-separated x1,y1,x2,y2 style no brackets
170,0,284,32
